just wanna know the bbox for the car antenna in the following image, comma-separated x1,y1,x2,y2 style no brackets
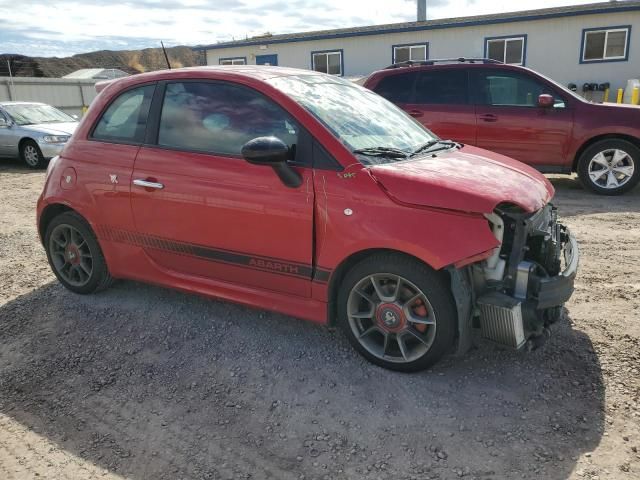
161,41,171,69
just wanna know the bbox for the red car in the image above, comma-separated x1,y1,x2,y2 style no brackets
364,59,640,196
37,66,578,371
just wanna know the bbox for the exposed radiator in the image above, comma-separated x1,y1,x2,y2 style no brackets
477,292,526,349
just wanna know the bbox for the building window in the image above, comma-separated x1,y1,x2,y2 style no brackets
311,50,343,76
581,26,630,62
485,36,526,65
393,43,428,63
219,57,246,65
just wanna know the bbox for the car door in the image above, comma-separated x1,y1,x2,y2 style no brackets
0,109,18,157
131,80,314,297
471,68,574,168
402,68,477,145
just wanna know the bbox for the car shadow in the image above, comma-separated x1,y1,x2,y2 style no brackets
547,174,640,216
0,280,604,479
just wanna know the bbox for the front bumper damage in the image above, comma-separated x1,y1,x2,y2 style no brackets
451,203,579,352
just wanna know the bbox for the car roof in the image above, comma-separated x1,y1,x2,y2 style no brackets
96,65,323,93
367,61,526,80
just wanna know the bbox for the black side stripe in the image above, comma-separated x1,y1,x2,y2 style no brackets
97,225,332,283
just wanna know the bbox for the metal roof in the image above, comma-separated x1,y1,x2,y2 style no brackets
194,1,640,51
62,68,130,79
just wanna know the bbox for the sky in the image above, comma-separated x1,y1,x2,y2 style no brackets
0,0,604,57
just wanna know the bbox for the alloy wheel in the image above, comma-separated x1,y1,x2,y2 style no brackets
587,148,635,190
23,145,40,167
49,224,94,287
347,274,437,364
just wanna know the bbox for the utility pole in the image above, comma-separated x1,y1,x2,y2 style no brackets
417,0,427,21
6,60,14,100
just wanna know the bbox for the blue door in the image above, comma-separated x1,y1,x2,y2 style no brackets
256,54,278,66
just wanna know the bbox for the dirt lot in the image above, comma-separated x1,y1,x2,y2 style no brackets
0,159,638,480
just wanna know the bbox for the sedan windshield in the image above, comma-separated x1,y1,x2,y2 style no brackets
3,104,75,126
267,75,438,164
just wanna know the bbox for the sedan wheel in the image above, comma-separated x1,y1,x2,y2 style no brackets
20,140,45,169
347,274,437,364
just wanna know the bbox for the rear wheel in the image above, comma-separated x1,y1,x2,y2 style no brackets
20,139,46,169
337,253,456,372
577,139,640,195
44,212,113,294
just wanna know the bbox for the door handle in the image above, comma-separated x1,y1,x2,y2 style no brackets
479,113,498,122
133,179,164,189
407,109,424,118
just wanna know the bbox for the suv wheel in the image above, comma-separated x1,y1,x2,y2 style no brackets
44,212,114,294
577,139,640,195
20,139,46,169
338,253,456,372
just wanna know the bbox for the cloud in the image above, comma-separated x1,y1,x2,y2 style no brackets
0,0,598,57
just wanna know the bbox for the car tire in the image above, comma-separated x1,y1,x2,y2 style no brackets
577,139,640,195
44,211,114,294
337,253,456,372
20,139,46,169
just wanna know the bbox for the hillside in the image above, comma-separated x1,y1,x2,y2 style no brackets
0,46,203,78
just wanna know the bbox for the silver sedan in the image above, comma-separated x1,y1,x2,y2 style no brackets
0,102,78,168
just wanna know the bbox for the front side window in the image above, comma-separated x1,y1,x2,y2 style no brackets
267,74,437,161
486,36,525,65
582,27,630,62
219,57,246,65
393,44,428,63
312,51,342,76
414,70,468,104
157,81,298,156
92,84,155,143
472,70,565,108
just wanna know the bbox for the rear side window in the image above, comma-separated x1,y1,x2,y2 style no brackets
414,70,468,104
92,84,155,143
373,72,418,103
157,81,299,157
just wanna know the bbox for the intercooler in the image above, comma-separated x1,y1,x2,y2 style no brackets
477,292,526,349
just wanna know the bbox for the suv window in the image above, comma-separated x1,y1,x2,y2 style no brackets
414,70,468,104
92,84,155,143
157,81,299,157
374,72,418,103
472,70,565,108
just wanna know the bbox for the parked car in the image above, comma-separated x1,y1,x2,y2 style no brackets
37,66,578,371
363,58,640,195
0,101,78,168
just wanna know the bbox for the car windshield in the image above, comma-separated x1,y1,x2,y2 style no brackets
3,104,75,126
267,74,438,164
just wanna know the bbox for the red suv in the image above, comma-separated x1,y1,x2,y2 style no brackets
364,58,640,195
37,66,578,371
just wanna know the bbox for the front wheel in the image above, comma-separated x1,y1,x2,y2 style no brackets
577,139,640,195
337,253,457,372
20,139,46,169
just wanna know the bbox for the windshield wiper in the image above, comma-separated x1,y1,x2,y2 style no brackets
410,139,461,157
352,146,409,159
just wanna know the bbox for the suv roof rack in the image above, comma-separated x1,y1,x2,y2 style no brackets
385,57,503,69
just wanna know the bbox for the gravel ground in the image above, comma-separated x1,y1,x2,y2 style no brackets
0,159,638,480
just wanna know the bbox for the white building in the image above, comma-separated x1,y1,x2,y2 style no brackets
195,1,640,94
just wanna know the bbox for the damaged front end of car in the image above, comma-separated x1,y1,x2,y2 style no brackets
451,203,579,352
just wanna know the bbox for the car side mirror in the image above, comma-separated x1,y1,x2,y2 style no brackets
241,136,302,188
0,117,10,128
538,94,554,108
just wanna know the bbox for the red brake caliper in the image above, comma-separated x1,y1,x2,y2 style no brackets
412,299,428,333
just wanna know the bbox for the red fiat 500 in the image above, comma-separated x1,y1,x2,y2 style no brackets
37,66,578,371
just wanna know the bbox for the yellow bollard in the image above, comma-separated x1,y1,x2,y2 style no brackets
632,87,640,105
617,88,624,104
603,88,610,103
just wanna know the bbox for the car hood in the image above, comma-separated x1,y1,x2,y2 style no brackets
22,122,78,136
368,145,554,214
